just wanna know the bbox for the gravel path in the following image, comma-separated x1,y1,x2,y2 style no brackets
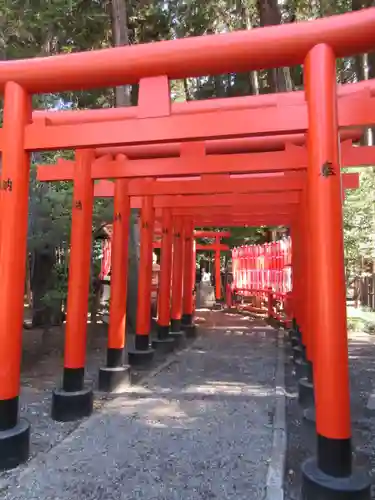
284,329,375,500
1,313,280,500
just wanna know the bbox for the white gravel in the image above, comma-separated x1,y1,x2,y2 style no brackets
2,318,279,500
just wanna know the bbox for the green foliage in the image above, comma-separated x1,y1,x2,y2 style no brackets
343,168,375,282
347,307,375,333
41,260,69,306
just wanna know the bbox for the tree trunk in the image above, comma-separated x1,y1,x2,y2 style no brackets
256,0,293,93
183,79,191,101
111,0,131,107
239,0,260,95
110,0,139,332
214,75,226,98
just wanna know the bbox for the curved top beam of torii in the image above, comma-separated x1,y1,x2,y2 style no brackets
18,86,375,152
32,79,372,132
0,8,374,93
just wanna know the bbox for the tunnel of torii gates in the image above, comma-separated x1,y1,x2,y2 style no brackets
153,229,230,304
1,8,375,498
37,148,362,375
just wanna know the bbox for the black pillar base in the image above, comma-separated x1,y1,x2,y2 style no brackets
181,314,192,325
152,337,175,354
0,419,30,471
181,314,197,338
295,327,302,341
303,407,316,426
98,365,131,392
288,328,296,341
157,324,170,340
290,335,300,348
182,324,197,339
169,330,186,347
292,345,304,362
298,377,315,409
171,319,181,333
51,388,93,422
294,358,309,379
302,457,371,500
128,348,155,367
212,302,223,311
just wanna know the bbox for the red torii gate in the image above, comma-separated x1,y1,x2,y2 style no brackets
38,164,358,311
0,8,373,497
38,150,359,315
153,237,231,301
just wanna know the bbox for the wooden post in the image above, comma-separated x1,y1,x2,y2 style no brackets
170,216,185,340
215,235,222,301
301,43,370,499
128,196,155,365
182,218,196,337
0,82,31,469
296,189,315,408
98,178,131,391
153,208,175,352
52,150,95,422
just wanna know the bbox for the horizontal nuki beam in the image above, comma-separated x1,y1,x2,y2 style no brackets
36,145,363,185
152,241,230,251
134,193,299,208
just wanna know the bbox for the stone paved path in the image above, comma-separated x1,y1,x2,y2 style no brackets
1,312,280,500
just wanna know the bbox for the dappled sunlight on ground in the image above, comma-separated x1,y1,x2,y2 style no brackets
0,310,280,500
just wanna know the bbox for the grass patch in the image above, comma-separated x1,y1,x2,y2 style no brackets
347,307,375,334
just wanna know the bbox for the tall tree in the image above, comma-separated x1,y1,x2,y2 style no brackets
110,0,140,332
256,0,294,92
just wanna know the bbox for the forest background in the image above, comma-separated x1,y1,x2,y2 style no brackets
0,0,374,328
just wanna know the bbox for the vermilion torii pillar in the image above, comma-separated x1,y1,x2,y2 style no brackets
170,216,186,342
301,44,370,499
152,208,176,353
215,235,222,302
0,82,31,470
98,178,131,391
181,218,197,336
128,196,155,365
52,150,95,423
295,190,315,408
